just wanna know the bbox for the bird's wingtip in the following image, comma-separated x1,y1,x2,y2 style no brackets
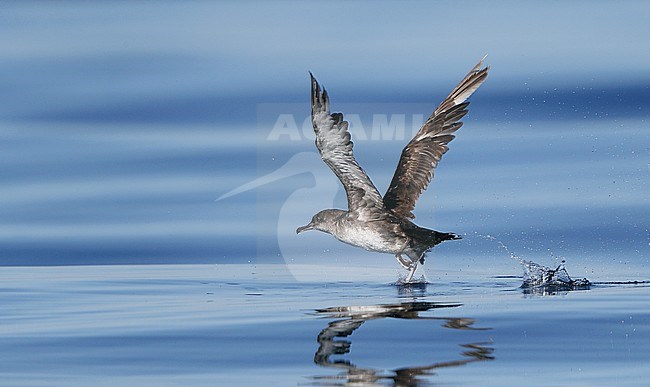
475,54,489,71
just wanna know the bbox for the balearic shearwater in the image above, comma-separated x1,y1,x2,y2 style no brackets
296,58,489,282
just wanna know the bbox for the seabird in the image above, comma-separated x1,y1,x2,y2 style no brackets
297,57,489,282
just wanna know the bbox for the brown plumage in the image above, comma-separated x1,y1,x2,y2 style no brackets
297,57,489,282
384,59,489,219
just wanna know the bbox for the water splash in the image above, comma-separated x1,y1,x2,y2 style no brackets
471,233,591,292
394,273,427,286
520,259,590,291
476,234,523,264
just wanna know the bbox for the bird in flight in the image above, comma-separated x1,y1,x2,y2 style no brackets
297,57,489,282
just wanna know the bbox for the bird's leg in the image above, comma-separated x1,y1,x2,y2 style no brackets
402,249,424,283
404,261,418,283
395,254,411,270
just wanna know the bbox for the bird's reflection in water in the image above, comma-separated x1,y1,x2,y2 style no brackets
311,301,494,386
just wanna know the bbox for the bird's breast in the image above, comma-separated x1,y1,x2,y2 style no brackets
332,219,406,254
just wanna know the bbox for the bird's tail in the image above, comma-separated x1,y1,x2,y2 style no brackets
404,227,462,247
404,226,461,249
402,224,462,264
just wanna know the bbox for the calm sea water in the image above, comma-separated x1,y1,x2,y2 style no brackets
1,2,649,385
1,264,649,386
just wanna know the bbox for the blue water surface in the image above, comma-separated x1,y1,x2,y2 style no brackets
1,265,649,385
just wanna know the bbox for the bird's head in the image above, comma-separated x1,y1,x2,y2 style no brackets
296,209,343,234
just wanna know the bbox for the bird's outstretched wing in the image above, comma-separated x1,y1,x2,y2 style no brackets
310,73,385,221
383,57,489,219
